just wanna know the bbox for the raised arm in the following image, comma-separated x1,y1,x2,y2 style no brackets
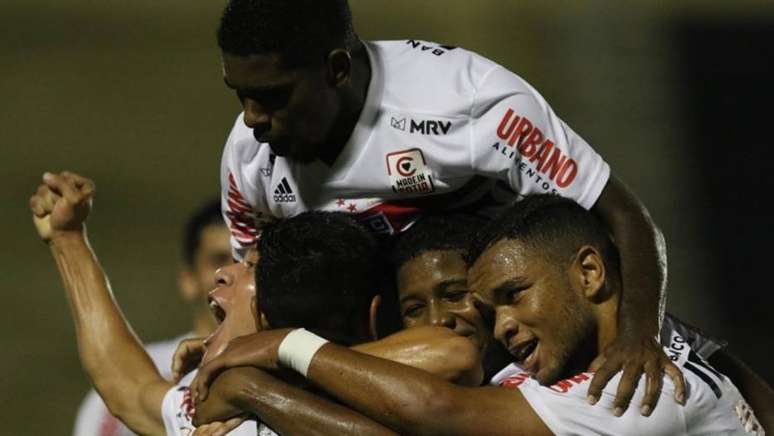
30,172,169,435
588,174,685,415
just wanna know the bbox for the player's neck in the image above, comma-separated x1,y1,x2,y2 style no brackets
192,308,217,337
318,41,372,167
591,296,620,367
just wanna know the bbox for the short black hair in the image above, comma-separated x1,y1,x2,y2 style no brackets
390,213,489,269
182,199,225,267
467,194,620,274
257,211,382,345
217,0,357,66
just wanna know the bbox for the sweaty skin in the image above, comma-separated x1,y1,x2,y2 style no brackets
187,235,692,435
31,172,395,436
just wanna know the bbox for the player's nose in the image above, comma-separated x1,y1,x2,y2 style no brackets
242,98,271,136
213,264,236,287
493,306,518,344
429,303,456,329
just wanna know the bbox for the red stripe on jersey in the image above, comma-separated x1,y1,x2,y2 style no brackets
98,411,121,436
225,172,259,246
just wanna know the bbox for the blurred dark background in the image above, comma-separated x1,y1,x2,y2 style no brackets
2,1,772,434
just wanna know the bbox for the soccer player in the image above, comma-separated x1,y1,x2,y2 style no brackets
72,199,230,436
391,211,773,429
30,171,476,435
192,195,766,435
216,0,677,413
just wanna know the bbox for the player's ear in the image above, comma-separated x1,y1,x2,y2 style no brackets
368,294,382,341
571,246,607,302
326,48,352,87
251,295,271,331
178,268,198,303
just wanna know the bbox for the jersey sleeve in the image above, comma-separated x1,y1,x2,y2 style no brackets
470,65,610,210
660,313,727,360
220,115,271,260
161,384,196,436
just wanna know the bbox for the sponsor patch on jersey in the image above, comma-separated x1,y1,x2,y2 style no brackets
273,177,296,203
386,148,435,194
356,211,395,235
391,117,407,131
493,108,578,189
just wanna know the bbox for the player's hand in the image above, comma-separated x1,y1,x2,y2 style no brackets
29,171,94,243
587,335,685,417
192,328,292,403
193,417,245,436
172,337,207,383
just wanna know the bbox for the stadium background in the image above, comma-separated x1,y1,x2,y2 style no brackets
2,1,772,434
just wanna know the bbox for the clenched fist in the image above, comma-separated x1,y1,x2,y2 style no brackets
29,171,95,243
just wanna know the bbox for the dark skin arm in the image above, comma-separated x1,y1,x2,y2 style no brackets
195,367,396,436
588,175,685,415
709,350,774,433
192,331,549,436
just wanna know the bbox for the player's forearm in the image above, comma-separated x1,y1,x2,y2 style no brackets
197,367,397,435
352,327,483,385
49,231,162,408
709,351,774,433
307,344,476,435
594,176,667,337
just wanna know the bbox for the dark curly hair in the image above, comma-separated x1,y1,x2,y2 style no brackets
390,213,489,269
217,0,357,67
256,211,383,345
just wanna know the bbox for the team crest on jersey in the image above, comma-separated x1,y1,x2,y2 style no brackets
386,148,435,194
273,177,296,203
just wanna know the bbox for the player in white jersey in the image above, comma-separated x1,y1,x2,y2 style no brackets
390,211,773,430
215,0,677,414
31,172,482,435
72,200,230,436
191,195,767,435
74,335,190,436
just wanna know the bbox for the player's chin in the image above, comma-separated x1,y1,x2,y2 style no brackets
274,142,317,163
532,359,563,386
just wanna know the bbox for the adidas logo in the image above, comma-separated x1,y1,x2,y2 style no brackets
273,177,296,203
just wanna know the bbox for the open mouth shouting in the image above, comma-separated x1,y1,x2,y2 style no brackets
510,338,540,374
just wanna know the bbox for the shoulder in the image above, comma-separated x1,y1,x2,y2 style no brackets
368,40,502,114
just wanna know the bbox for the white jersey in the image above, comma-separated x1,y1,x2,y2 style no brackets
161,371,277,436
221,40,610,258
73,334,191,436
490,332,764,436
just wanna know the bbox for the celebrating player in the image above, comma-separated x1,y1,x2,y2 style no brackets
390,211,773,429
216,0,676,413
192,195,765,435
31,171,478,435
72,199,230,436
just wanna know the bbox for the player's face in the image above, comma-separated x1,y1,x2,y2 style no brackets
201,247,260,365
222,52,341,163
398,250,490,353
469,239,594,385
182,224,233,306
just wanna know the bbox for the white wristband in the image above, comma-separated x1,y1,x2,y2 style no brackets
277,328,329,377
